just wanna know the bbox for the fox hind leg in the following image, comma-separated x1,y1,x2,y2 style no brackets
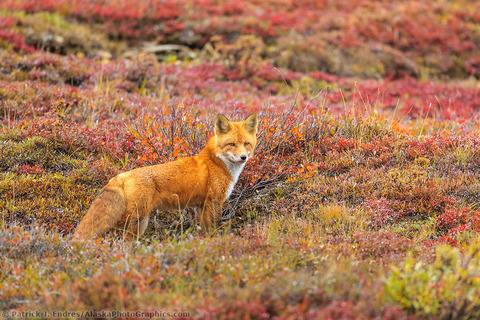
138,216,150,236
199,199,223,233
122,214,150,239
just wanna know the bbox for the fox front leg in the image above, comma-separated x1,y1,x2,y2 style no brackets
199,199,223,233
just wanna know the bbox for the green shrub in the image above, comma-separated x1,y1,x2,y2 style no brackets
384,243,480,319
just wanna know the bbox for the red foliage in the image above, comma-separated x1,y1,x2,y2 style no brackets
12,164,45,176
353,230,412,260
439,209,480,241
196,294,415,320
19,117,137,160
1,48,479,121
421,208,480,247
436,208,470,231
424,235,459,248
365,190,455,229
1,0,479,79
0,17,35,53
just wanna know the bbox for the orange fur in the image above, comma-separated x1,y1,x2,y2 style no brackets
74,114,258,239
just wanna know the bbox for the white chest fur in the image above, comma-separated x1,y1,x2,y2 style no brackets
217,154,246,201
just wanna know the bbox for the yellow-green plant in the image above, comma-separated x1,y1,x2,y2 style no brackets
384,243,480,319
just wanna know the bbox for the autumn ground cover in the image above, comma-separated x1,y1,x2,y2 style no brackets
1,0,480,319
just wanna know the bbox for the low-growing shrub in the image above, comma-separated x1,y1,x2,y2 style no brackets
384,243,480,319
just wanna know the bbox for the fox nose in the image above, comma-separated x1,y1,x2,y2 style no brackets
240,155,247,161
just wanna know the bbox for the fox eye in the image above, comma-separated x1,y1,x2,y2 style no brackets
228,142,236,147
244,142,250,147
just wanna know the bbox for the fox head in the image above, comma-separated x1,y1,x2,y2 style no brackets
214,114,258,166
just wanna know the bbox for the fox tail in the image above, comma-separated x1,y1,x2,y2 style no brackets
74,181,126,239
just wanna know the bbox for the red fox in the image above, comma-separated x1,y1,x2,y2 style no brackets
74,114,258,239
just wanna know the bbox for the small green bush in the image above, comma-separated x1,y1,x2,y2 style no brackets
384,243,480,319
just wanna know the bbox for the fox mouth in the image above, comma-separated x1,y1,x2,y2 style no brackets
231,158,247,164
229,156,248,164
222,152,249,164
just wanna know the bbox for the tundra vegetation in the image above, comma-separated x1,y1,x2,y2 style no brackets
1,0,480,319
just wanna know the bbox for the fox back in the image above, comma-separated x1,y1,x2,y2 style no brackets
74,114,258,239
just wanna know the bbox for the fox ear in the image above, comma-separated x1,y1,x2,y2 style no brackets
215,114,231,135
243,114,258,134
